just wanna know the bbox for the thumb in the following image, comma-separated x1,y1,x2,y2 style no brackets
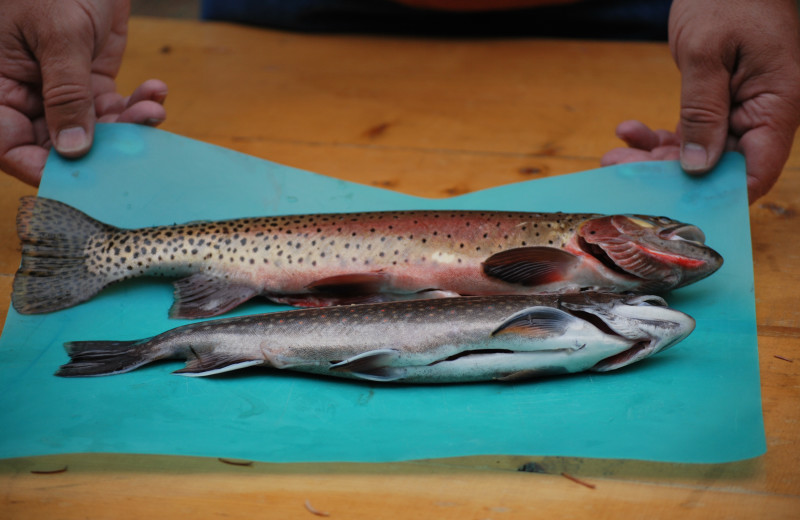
36,25,96,158
676,58,731,175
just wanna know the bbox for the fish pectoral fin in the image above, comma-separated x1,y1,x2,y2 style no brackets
482,247,578,286
173,351,263,377
170,274,259,319
306,272,389,295
491,306,579,338
329,349,404,382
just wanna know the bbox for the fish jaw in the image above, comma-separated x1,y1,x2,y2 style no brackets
580,294,697,372
576,215,723,292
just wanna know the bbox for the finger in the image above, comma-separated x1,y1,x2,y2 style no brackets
654,129,680,147
0,77,43,117
675,53,731,175
600,147,658,166
614,120,661,151
125,79,168,107
96,80,168,119
601,145,681,166
110,100,167,125
0,106,48,185
736,126,794,203
94,92,126,118
34,18,96,158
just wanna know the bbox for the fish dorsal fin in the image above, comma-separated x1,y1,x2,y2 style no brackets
329,349,403,382
170,274,259,319
491,307,579,338
174,352,263,377
306,272,389,295
482,247,578,286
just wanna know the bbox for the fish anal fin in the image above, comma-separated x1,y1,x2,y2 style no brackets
174,352,263,377
497,366,570,382
306,272,388,295
482,247,578,286
491,306,578,338
330,348,403,382
170,274,259,319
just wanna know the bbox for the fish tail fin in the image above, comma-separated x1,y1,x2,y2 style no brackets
57,338,158,377
13,196,116,314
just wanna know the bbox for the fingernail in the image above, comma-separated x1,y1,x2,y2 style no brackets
681,143,708,172
55,126,90,154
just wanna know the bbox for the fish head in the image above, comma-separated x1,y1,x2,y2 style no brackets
577,215,723,292
561,293,696,372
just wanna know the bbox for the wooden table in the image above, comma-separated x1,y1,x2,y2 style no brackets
1,16,798,519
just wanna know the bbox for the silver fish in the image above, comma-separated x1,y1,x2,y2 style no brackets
14,197,723,319
56,293,695,383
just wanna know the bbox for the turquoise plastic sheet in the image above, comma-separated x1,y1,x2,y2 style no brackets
0,124,764,463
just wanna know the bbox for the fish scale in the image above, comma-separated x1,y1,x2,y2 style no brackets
13,197,723,318
90,210,585,281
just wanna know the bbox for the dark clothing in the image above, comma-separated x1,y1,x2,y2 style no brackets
201,0,672,41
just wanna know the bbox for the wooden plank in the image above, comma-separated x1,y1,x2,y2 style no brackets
117,18,681,182
2,453,799,520
0,176,35,275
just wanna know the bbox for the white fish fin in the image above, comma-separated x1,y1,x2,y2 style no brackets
330,349,404,382
173,352,263,377
491,306,580,338
497,365,571,382
170,273,259,319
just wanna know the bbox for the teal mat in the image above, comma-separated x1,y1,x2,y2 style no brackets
0,124,763,463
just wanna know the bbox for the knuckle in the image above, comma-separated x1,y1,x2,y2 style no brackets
679,105,727,126
42,82,92,114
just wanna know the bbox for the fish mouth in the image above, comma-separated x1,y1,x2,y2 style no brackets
577,216,723,290
658,223,706,244
563,306,661,372
565,294,695,372
591,339,655,372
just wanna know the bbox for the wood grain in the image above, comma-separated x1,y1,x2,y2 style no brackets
1,16,799,520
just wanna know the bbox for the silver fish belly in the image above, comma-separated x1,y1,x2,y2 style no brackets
56,293,695,383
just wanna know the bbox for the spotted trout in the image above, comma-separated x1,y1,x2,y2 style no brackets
56,293,695,383
14,196,722,319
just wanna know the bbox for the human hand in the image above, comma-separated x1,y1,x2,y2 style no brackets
0,0,167,186
602,0,800,203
